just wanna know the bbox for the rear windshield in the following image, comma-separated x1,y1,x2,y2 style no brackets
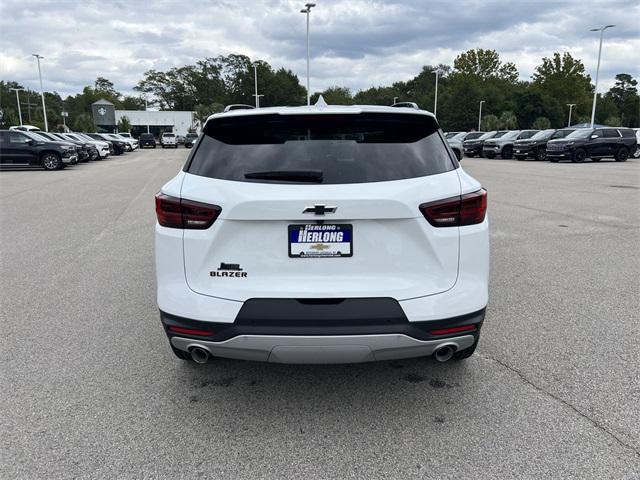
186,113,456,184
163,133,175,137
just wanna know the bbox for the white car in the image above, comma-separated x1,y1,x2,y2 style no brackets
161,132,177,148
65,133,110,159
104,133,138,151
155,102,489,364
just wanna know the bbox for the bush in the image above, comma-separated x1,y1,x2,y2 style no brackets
531,117,551,129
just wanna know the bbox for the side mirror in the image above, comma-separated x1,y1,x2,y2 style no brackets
26,139,35,145
590,134,598,139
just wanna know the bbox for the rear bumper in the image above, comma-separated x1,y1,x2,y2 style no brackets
161,306,485,363
170,332,477,364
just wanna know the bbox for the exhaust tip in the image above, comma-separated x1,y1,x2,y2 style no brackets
190,346,210,364
433,345,455,363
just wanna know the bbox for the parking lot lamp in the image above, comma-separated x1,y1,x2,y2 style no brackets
589,25,615,128
10,88,24,126
300,3,316,106
433,70,440,117
566,103,576,127
32,54,48,131
252,63,264,108
478,100,485,131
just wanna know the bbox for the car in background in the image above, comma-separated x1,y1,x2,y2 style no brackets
67,133,111,159
139,133,156,148
161,132,177,148
9,125,41,132
464,131,506,157
184,132,198,148
104,133,138,152
514,129,575,161
176,135,186,145
0,129,78,170
32,132,83,163
483,130,538,159
86,133,127,155
444,131,464,139
44,132,93,162
633,129,640,158
546,127,637,163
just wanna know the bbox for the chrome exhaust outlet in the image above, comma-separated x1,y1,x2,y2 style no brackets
433,344,456,363
190,346,210,364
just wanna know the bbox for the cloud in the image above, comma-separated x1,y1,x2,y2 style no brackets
1,0,638,98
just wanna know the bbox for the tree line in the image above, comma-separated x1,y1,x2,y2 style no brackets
1,49,638,132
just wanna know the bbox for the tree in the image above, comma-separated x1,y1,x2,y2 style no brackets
117,115,132,133
532,117,551,129
311,87,353,105
73,113,95,132
482,114,500,131
605,73,639,126
454,49,518,82
604,116,621,126
499,111,518,129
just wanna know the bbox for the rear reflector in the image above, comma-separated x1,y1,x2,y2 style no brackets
430,324,477,335
155,193,221,229
168,325,215,337
419,189,487,227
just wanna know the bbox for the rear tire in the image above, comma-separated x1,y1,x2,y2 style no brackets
501,146,513,159
41,152,62,170
452,336,479,360
535,147,546,161
615,147,629,162
572,148,586,163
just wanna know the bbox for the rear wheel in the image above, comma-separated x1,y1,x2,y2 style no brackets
501,146,513,159
41,152,62,170
572,148,586,163
615,147,629,162
535,147,546,161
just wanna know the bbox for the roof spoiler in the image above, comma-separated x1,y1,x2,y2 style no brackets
391,102,419,110
223,104,255,113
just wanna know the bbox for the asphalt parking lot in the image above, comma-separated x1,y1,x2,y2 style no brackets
1,149,639,479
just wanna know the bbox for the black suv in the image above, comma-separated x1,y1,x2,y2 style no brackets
0,129,78,170
139,133,156,149
86,133,126,155
184,132,198,148
546,128,637,163
514,128,575,161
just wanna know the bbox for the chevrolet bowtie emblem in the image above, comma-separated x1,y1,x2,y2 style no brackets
310,243,330,251
303,204,337,215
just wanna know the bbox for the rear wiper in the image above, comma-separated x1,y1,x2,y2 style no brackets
244,169,323,182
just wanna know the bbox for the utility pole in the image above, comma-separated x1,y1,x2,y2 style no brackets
300,3,316,106
32,54,48,131
589,25,615,128
478,100,485,131
10,88,24,125
566,103,576,127
23,92,35,122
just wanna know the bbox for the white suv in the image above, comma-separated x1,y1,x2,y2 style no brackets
161,132,177,148
155,104,489,364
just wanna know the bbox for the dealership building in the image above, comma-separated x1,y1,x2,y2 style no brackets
92,99,197,138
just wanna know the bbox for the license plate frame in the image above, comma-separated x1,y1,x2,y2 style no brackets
288,224,353,258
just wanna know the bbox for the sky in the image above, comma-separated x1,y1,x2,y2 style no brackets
1,0,639,99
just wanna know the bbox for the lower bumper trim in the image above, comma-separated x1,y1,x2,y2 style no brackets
171,334,476,364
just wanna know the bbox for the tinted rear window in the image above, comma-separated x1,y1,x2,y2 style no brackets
619,129,635,138
186,113,456,184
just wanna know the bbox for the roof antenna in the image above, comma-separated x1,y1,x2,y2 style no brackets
315,95,328,108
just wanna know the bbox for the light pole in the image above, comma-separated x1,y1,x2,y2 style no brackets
10,88,24,125
32,54,48,131
433,70,440,117
589,24,615,128
566,103,576,127
144,96,150,134
252,63,264,108
478,100,485,131
300,3,316,106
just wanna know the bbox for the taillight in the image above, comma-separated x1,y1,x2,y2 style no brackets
155,193,221,229
168,325,215,337
420,189,487,227
430,324,477,335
